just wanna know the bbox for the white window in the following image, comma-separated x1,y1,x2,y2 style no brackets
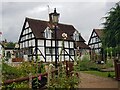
28,41,31,47
52,41,55,46
23,42,26,48
59,55,64,61
46,56,51,62
58,41,62,47
46,48,50,54
46,48,55,54
64,41,68,48
70,49,74,55
46,40,51,47
65,56,69,61
44,27,52,39
32,39,35,46
70,42,74,48
58,48,62,54
73,31,80,41
25,41,28,47
20,43,23,49
38,40,44,46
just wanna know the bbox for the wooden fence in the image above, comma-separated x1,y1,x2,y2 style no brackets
2,69,57,85
114,59,120,81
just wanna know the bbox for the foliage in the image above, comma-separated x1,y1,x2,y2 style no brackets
2,60,46,89
1,41,16,48
102,3,120,56
2,63,20,81
2,61,45,80
2,81,29,89
76,58,102,71
105,59,114,68
48,62,79,89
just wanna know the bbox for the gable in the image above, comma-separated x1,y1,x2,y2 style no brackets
19,20,35,43
88,29,103,45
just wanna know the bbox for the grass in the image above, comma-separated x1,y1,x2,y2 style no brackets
83,71,115,78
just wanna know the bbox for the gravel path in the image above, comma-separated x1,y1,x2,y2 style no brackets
78,72,120,88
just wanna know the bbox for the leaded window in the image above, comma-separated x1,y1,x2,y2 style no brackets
44,27,52,39
73,31,80,41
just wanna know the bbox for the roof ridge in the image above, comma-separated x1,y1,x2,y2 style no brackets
26,17,74,26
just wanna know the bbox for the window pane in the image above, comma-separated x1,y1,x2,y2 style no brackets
64,41,68,48
70,42,74,48
38,40,44,46
46,40,51,47
58,41,62,47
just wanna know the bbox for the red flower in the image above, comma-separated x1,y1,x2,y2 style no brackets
38,75,41,80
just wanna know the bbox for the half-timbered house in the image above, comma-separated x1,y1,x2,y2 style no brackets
88,29,104,61
18,10,89,62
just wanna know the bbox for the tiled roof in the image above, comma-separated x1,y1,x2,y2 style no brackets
77,41,90,49
22,17,89,49
93,29,103,39
26,17,85,42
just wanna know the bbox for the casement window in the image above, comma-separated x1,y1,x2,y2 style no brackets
44,27,52,39
32,39,35,46
70,42,74,48
29,40,32,47
52,41,55,47
46,48,50,54
73,31,80,41
28,48,33,54
46,47,55,54
20,43,23,49
70,49,74,55
38,40,44,46
64,41,69,48
46,40,51,47
58,41,62,47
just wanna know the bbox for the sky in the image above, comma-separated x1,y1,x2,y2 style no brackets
0,0,120,43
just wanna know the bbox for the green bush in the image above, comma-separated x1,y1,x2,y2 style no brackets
2,63,20,80
2,61,45,81
76,59,101,71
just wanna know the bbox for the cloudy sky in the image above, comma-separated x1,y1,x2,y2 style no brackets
0,0,119,43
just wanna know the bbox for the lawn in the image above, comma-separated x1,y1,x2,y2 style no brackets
83,71,115,78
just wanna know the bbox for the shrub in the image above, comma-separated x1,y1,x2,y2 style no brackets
76,59,101,71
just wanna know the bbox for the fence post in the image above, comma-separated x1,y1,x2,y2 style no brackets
29,73,32,88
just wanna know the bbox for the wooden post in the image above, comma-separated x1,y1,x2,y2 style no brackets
29,73,32,88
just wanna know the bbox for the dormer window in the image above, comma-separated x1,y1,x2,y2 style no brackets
73,30,80,41
44,27,52,39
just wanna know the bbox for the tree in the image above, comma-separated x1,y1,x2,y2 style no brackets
103,2,120,58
